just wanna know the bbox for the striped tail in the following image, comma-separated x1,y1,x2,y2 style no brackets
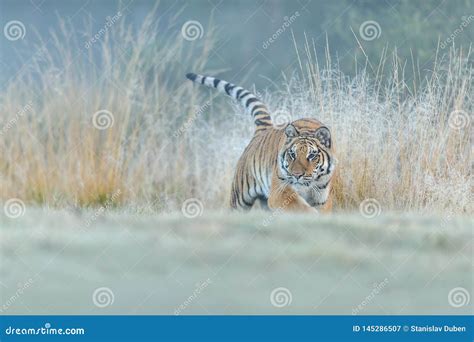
186,73,273,132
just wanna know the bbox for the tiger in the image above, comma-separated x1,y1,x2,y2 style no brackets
186,72,336,213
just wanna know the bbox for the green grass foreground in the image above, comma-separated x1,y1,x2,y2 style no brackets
1,209,472,314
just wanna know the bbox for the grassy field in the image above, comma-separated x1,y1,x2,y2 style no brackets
0,4,472,318
1,209,472,315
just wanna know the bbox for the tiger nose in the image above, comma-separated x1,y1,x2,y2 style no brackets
293,171,304,179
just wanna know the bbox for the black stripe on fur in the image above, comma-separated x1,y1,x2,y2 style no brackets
185,73,197,81
245,97,258,107
255,115,271,121
255,119,272,126
225,83,235,95
252,107,267,116
238,91,250,100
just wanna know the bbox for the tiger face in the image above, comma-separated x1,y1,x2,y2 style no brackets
279,124,335,186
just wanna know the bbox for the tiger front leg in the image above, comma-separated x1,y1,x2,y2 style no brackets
318,194,333,213
268,179,317,213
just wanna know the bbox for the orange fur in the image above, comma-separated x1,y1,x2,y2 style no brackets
186,73,336,213
230,119,336,213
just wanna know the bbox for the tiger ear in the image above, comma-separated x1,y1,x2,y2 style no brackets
315,126,331,148
284,124,298,138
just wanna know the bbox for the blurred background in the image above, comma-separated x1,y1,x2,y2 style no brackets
1,0,473,87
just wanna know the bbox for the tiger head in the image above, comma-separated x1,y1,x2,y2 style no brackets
279,121,336,186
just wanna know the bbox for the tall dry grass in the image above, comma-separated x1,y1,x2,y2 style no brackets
272,38,472,214
0,11,472,214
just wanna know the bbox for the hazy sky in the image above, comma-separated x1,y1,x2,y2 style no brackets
1,0,472,87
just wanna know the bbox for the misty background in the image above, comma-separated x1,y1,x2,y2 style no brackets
1,0,473,88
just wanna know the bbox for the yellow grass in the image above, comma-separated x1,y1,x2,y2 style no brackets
0,9,471,214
